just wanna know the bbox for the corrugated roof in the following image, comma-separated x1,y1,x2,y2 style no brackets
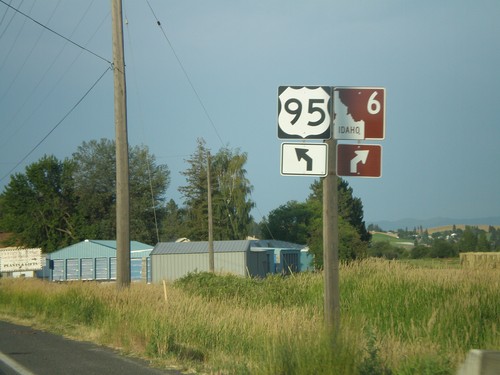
151,239,306,255
90,240,153,251
252,239,306,249
151,240,252,255
47,240,153,259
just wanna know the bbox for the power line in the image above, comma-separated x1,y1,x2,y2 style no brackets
0,66,111,184
0,0,106,145
0,0,22,41
123,6,161,243
0,0,111,64
0,0,35,73
144,0,225,147
141,2,270,232
0,0,63,105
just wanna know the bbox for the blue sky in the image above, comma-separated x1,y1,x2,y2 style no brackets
0,0,499,225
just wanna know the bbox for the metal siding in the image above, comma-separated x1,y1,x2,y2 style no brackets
131,258,142,280
281,252,300,275
152,252,247,282
152,253,198,282
81,258,94,280
95,257,109,280
147,257,151,283
110,258,116,280
300,251,314,271
246,251,273,277
52,259,65,281
66,259,79,280
215,252,245,276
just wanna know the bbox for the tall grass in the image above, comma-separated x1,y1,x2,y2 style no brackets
0,258,498,374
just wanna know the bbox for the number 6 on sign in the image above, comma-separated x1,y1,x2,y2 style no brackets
333,87,385,140
278,86,332,139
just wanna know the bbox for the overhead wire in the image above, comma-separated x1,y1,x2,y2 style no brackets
0,66,111,184
123,2,161,243
0,0,35,75
144,0,224,147
0,0,63,105
0,0,22,40
144,1,272,237
0,0,100,144
0,0,111,65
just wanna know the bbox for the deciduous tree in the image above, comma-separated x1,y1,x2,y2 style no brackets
179,138,254,241
0,155,77,251
72,139,170,245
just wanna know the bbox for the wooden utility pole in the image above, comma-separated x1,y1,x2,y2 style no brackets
323,137,340,332
111,0,130,289
207,152,214,272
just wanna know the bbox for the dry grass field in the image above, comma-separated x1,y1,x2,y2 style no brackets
1,258,499,374
426,224,499,234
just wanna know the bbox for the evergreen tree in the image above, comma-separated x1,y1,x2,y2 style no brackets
308,178,371,242
260,177,370,266
458,226,478,252
161,199,187,241
477,232,491,251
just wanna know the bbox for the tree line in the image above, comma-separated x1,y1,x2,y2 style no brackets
0,138,371,267
367,225,500,261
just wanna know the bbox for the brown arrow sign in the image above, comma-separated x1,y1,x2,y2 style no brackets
336,144,382,178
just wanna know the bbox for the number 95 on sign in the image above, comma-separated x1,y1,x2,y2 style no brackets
278,86,332,139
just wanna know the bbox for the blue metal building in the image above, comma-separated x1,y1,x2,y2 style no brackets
43,240,153,282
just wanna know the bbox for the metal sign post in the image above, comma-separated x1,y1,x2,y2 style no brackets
323,137,340,333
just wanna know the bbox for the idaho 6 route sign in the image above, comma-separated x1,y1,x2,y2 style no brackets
333,87,385,140
278,86,332,139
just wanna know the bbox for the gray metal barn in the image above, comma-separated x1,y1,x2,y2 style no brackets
44,240,153,282
150,239,304,282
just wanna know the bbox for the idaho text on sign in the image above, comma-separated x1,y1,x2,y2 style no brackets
333,87,385,140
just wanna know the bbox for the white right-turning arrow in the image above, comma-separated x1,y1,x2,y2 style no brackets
350,150,369,173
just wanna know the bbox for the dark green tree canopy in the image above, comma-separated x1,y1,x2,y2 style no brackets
260,200,312,245
260,177,370,266
0,139,170,251
0,155,77,251
72,139,170,245
308,179,371,242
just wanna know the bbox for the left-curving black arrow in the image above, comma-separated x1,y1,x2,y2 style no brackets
295,148,313,171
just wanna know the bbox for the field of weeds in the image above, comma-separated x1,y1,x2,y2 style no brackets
0,258,499,374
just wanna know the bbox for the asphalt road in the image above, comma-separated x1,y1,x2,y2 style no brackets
0,320,183,375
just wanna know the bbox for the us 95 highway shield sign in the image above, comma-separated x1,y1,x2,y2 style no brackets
278,86,332,140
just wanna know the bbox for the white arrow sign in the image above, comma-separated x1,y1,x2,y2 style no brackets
281,143,328,176
350,150,369,173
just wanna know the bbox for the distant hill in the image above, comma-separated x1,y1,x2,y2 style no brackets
369,217,500,232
